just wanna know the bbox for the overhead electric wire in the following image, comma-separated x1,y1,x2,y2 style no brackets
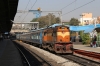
62,0,95,16
21,0,37,22
61,0,77,10
15,0,31,21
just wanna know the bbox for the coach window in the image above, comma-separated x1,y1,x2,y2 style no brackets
38,33,40,39
32,35,35,39
31,35,34,39
27,35,29,39
36,34,38,39
34,34,36,39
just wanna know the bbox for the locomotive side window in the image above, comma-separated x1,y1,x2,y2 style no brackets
52,33,53,36
44,32,47,36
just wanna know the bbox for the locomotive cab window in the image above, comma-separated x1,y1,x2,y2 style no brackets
59,27,65,29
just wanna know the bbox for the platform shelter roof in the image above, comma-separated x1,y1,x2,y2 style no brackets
96,24,100,28
84,24,100,33
84,28,94,33
69,25,94,32
50,24,62,27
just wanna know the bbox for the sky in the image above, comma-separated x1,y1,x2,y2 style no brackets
14,0,100,22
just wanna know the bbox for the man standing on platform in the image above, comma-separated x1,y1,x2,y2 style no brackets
92,35,97,48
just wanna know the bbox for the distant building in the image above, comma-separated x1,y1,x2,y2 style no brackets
97,16,100,24
79,13,100,26
11,22,39,33
79,13,93,25
12,22,39,29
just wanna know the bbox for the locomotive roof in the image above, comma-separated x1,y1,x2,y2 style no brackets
49,24,69,28
30,24,69,32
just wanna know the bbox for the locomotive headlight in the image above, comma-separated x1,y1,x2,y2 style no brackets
70,45,73,50
63,46,66,51
60,39,62,42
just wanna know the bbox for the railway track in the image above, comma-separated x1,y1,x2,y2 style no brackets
24,47,53,66
14,42,52,66
43,47,100,66
61,54,100,66
16,46,31,66
14,40,100,66
31,45,100,66
14,40,81,66
74,49,100,65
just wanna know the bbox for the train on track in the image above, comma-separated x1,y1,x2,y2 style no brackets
17,25,73,54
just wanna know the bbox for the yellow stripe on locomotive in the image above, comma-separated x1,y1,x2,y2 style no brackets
56,26,70,43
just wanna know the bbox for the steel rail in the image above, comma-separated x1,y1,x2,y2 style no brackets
16,46,31,66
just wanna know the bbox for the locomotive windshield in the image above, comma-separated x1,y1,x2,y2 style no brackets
60,27,65,29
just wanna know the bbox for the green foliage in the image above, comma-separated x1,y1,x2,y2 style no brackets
55,17,61,24
69,18,80,26
31,18,38,22
79,31,83,36
81,33,90,44
31,13,61,28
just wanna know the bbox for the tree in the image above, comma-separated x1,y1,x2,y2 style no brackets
55,17,61,24
37,16,49,28
31,13,61,28
82,33,90,44
69,18,80,26
46,13,60,25
31,18,38,22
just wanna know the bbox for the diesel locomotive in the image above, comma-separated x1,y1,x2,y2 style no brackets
17,25,73,53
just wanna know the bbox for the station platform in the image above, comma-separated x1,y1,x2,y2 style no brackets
0,39,23,66
73,44,100,53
